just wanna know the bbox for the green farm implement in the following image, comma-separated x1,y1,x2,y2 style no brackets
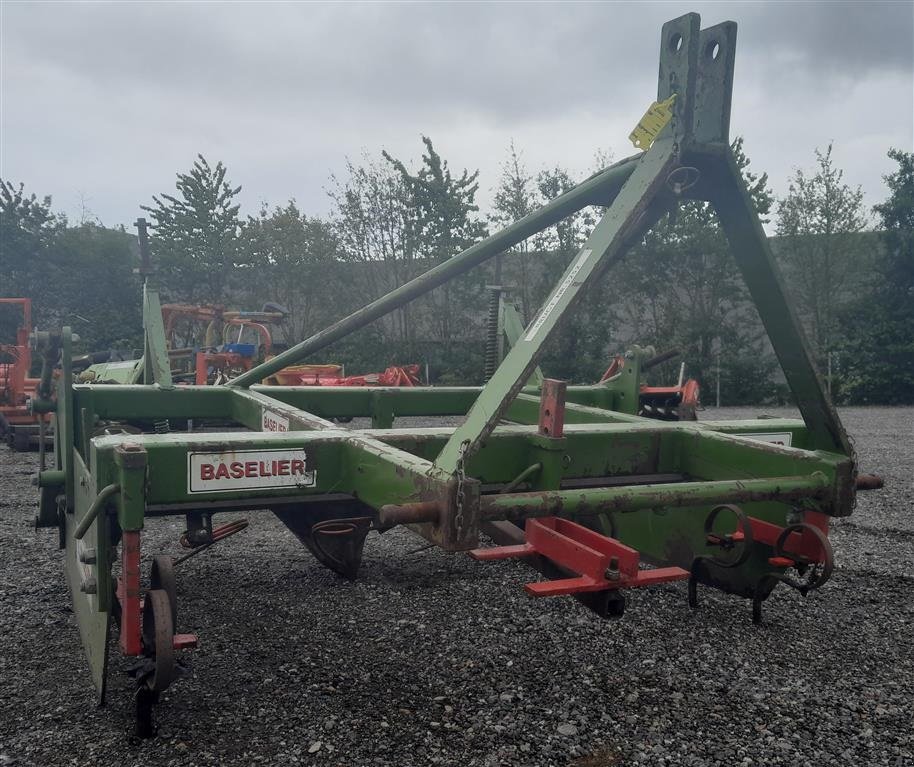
31,13,880,736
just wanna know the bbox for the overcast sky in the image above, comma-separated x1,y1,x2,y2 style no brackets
2,1,912,232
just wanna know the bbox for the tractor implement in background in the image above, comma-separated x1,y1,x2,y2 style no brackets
0,298,51,450
485,286,701,421
28,12,882,737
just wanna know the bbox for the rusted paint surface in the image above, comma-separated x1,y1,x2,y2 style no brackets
119,530,142,656
479,474,830,522
538,379,567,439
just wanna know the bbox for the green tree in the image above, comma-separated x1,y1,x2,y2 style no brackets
383,136,487,262
0,181,141,352
328,152,417,352
775,143,868,392
52,223,143,351
0,181,63,332
242,201,340,344
836,149,914,403
383,137,488,380
141,155,242,303
534,166,583,258
491,141,536,316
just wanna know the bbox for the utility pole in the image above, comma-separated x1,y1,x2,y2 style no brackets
715,340,721,409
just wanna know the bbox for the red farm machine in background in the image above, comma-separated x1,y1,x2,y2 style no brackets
161,304,422,387
487,286,700,422
271,364,421,387
161,303,286,385
0,298,49,450
600,347,701,421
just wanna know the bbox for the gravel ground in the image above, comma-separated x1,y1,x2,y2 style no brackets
0,406,911,767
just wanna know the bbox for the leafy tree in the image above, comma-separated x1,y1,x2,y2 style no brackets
0,181,63,334
141,155,242,303
383,136,487,262
775,143,868,392
836,149,914,403
533,166,583,259
0,181,140,353
242,201,340,344
51,223,143,351
491,141,536,314
328,153,417,350
383,137,488,379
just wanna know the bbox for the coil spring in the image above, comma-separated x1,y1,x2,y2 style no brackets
484,289,500,381
153,419,170,434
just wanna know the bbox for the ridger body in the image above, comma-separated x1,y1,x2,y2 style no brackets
31,13,878,736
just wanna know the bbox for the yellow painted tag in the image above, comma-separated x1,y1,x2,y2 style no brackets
629,95,676,150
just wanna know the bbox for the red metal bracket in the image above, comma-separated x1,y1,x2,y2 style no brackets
173,633,198,650
470,516,688,597
747,511,829,566
538,379,566,438
118,530,143,656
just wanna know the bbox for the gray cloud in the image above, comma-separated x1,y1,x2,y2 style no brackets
1,1,911,229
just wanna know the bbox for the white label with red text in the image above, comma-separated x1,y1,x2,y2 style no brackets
524,248,592,341
739,432,793,447
261,408,289,433
188,449,315,493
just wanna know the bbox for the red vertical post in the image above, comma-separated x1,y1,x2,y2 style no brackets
119,530,143,655
538,379,567,439
195,352,207,386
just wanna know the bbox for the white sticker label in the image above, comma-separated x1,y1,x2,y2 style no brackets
524,248,592,341
261,408,289,433
188,449,315,494
739,432,793,447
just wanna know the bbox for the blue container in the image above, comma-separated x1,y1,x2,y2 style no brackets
223,343,257,357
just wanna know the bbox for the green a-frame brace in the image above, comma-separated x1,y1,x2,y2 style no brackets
31,13,873,735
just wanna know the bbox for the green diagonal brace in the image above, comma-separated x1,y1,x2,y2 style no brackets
142,286,173,389
705,147,852,456
434,137,679,472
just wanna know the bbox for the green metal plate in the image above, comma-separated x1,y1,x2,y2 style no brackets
63,509,111,704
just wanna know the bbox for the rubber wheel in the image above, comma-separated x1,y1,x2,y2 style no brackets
150,555,177,627
141,589,174,693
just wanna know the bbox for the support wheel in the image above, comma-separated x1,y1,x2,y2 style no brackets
141,589,174,694
703,504,753,568
773,523,834,594
150,555,177,627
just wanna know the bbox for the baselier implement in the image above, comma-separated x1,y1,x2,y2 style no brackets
31,13,881,736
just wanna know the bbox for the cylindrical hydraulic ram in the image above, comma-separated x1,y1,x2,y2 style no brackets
642,348,680,371
377,474,830,527
229,153,642,388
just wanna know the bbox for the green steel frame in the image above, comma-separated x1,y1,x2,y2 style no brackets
32,12,860,729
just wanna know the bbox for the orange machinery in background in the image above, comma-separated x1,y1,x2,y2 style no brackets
0,298,49,449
